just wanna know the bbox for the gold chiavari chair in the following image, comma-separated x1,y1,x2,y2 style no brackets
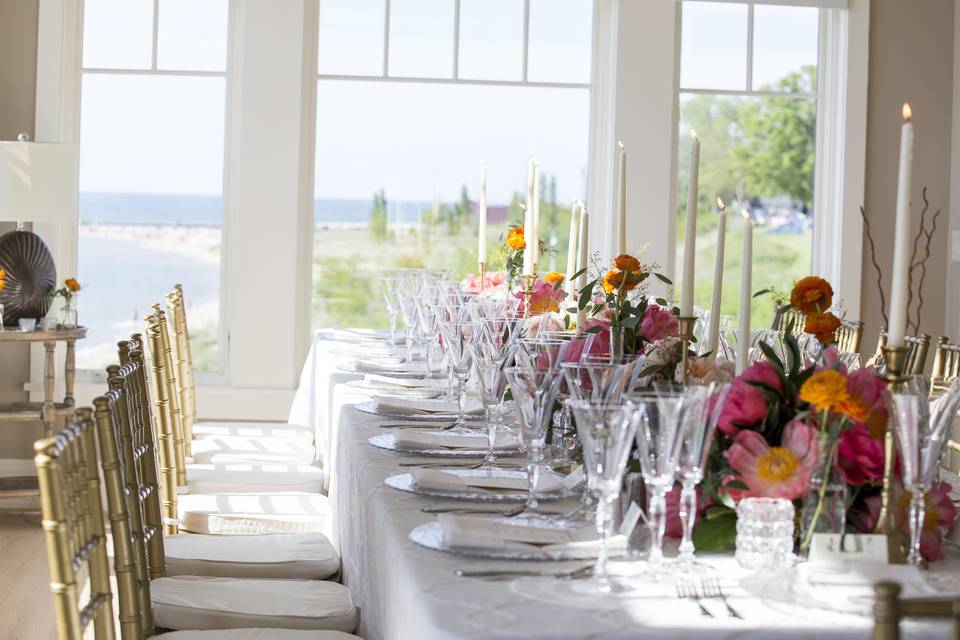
93,364,358,634
145,306,188,485
771,303,805,335
771,302,864,355
835,320,864,355
106,344,340,580
929,337,960,471
873,581,960,640
870,331,932,376
166,284,315,443
34,411,116,640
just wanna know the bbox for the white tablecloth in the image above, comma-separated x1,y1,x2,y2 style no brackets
299,332,954,640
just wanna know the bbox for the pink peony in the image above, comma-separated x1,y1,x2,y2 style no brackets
514,279,566,316
716,380,768,437
462,271,507,293
846,366,888,437
639,304,679,343
724,419,817,500
860,481,957,561
836,424,884,486
740,361,784,393
687,357,736,384
562,319,610,363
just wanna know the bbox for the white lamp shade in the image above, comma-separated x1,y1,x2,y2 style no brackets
0,142,79,222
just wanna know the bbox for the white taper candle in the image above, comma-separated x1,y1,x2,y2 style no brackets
708,197,727,357
887,103,914,348
737,209,753,373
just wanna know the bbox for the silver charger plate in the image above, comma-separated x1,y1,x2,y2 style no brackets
344,379,444,398
367,432,519,457
384,468,575,502
356,400,476,422
410,521,610,561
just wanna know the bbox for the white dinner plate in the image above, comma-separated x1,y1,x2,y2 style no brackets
356,400,475,422
367,432,518,457
384,468,575,502
410,521,619,561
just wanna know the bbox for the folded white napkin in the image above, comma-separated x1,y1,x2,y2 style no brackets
373,395,482,416
410,468,562,493
438,513,628,553
392,430,521,450
365,374,449,390
353,360,427,375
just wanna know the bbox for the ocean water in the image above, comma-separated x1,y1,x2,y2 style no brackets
79,192,434,226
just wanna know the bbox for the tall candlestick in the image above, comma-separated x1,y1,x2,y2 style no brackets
523,154,534,275
565,201,582,299
737,209,753,373
478,161,488,265
708,196,727,357
532,162,541,272
681,130,701,316
617,141,626,255
576,208,590,328
888,103,914,348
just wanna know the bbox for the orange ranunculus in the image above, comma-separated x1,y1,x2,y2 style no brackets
790,276,833,314
601,269,641,295
0,268,5,291
64,278,81,293
834,393,871,423
798,369,849,414
804,311,841,344
506,227,525,250
613,254,641,273
544,271,565,285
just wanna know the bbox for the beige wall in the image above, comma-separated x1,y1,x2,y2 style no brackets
0,0,42,458
861,0,956,362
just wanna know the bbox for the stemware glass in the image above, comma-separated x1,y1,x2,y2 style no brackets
504,364,565,520
472,315,525,464
379,276,401,346
674,382,731,573
889,376,960,565
436,320,479,431
569,400,637,594
626,389,693,572
396,277,421,362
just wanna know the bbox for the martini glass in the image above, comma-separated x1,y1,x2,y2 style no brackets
436,320,479,432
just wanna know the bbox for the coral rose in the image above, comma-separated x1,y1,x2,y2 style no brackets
613,254,641,273
790,276,833,314
601,269,641,295
804,311,841,344
506,227,525,250
639,304,679,342
724,419,817,500
799,369,849,414
544,271,565,285
64,278,81,292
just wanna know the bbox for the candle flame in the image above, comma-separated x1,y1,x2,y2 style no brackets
902,102,912,121
717,196,725,211
617,140,625,152
740,208,750,222
690,129,699,141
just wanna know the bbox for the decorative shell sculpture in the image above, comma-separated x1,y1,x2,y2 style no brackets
0,230,56,325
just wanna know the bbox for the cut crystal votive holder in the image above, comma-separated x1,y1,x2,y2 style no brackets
735,497,795,571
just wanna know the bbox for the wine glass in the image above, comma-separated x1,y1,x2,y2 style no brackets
379,277,401,346
674,382,731,573
396,277,421,363
471,314,525,464
889,376,960,565
504,364,564,520
436,320,479,432
569,400,637,594
626,389,693,573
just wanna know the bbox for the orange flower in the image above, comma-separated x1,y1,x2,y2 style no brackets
804,311,841,344
613,254,641,273
64,278,81,293
790,276,833,314
506,227,525,250
0,268,5,291
834,394,870,423
544,271,565,285
798,370,849,414
601,269,641,295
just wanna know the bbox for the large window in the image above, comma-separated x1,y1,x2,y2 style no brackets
77,0,229,374
311,0,593,330
676,1,820,329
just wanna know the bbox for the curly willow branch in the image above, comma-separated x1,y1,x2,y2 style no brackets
913,203,941,335
906,187,929,332
859,206,888,327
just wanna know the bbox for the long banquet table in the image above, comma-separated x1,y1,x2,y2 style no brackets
290,331,955,640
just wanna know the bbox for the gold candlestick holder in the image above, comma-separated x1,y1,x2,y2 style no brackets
873,345,907,564
522,274,536,319
677,315,697,385
478,261,487,292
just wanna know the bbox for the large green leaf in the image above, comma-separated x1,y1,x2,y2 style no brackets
692,510,738,553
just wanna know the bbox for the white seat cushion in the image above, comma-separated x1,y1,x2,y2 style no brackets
162,630,361,639
164,532,339,579
186,462,325,494
151,576,357,632
193,421,314,441
191,437,317,465
178,493,333,536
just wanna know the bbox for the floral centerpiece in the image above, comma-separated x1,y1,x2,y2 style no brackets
53,277,81,328
692,276,956,561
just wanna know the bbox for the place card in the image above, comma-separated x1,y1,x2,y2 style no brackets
618,501,643,537
808,533,890,567
560,465,585,490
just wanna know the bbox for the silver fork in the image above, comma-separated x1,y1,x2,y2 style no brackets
420,504,528,517
675,577,712,617
700,575,743,619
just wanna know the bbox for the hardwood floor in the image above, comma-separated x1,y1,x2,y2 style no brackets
0,512,58,640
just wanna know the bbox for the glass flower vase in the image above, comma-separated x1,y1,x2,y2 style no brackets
610,325,625,361
799,431,847,554
59,296,78,329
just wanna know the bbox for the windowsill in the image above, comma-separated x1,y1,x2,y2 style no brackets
23,380,295,422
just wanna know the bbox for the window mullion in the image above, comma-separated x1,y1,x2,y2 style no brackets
383,0,391,78
522,0,530,83
745,2,754,92
152,0,160,70
452,0,460,79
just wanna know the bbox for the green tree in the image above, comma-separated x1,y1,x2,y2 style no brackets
369,189,389,241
